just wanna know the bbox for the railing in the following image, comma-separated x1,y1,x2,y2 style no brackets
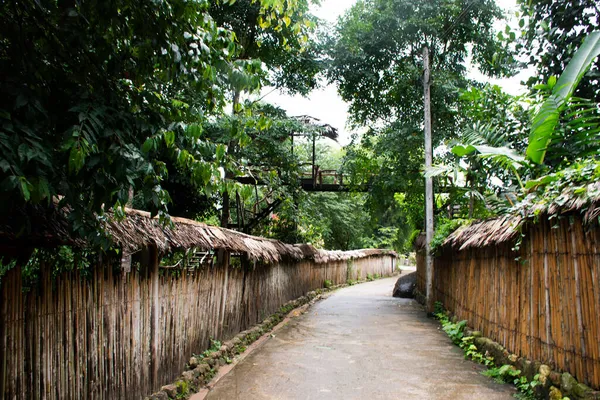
301,166,346,186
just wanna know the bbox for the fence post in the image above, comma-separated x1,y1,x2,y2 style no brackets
219,251,230,338
150,244,160,390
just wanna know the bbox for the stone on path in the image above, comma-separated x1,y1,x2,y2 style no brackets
393,271,416,298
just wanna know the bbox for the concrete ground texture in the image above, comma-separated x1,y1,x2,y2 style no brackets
203,274,515,400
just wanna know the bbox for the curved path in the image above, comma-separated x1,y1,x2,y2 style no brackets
204,276,515,400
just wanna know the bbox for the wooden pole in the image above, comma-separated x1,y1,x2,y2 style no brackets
312,133,316,184
423,46,435,312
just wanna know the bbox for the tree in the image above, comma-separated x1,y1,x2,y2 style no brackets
207,0,323,228
328,0,512,249
0,0,240,241
200,103,307,232
0,0,311,244
518,0,600,101
209,0,323,96
328,0,511,127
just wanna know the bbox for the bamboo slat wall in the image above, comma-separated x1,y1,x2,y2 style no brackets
0,251,395,399
417,216,600,388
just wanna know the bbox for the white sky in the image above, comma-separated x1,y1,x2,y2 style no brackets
259,0,533,145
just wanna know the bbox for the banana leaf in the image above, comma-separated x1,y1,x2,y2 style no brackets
526,31,600,164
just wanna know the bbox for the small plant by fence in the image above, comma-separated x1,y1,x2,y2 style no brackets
417,214,600,389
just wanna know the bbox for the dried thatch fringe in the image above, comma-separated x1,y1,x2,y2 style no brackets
0,206,396,264
112,208,396,263
439,181,600,251
442,215,522,251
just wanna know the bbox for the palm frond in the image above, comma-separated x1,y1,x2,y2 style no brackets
461,122,510,148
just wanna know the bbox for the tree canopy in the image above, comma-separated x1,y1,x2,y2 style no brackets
327,0,513,249
2,0,598,260
518,0,600,101
328,0,511,127
0,0,318,245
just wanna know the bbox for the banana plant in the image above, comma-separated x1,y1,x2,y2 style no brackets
449,122,528,190
526,31,600,164
426,122,527,218
451,143,526,190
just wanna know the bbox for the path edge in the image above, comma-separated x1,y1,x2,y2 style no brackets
144,275,398,400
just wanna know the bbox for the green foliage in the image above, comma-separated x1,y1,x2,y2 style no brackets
199,339,223,359
482,366,543,400
482,364,522,383
175,380,190,399
463,336,494,367
362,226,402,251
323,279,333,289
434,303,493,366
434,307,466,346
442,319,467,345
329,0,511,126
0,0,244,241
513,374,542,400
517,159,600,219
0,0,321,247
458,85,529,153
234,345,247,354
209,0,322,95
0,256,17,287
527,32,600,165
203,367,217,383
406,229,422,252
518,0,600,102
436,303,547,399
15,246,114,291
424,85,531,219
430,219,472,254
343,131,427,251
274,191,376,250
439,32,600,225
327,0,513,246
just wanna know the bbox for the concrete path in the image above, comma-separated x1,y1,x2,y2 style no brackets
205,275,515,400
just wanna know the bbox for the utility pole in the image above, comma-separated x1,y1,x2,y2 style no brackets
423,46,434,313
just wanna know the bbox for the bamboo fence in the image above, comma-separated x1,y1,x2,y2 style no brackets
417,216,600,388
0,249,395,399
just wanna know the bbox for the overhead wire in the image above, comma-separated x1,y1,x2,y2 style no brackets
440,0,477,41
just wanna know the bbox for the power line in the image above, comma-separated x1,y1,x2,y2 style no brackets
441,0,476,41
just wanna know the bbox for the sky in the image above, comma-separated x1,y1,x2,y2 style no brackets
259,0,533,146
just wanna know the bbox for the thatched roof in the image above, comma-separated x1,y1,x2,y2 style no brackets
107,208,395,263
442,215,522,251
0,206,396,264
439,180,600,251
294,115,339,141
524,181,600,224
